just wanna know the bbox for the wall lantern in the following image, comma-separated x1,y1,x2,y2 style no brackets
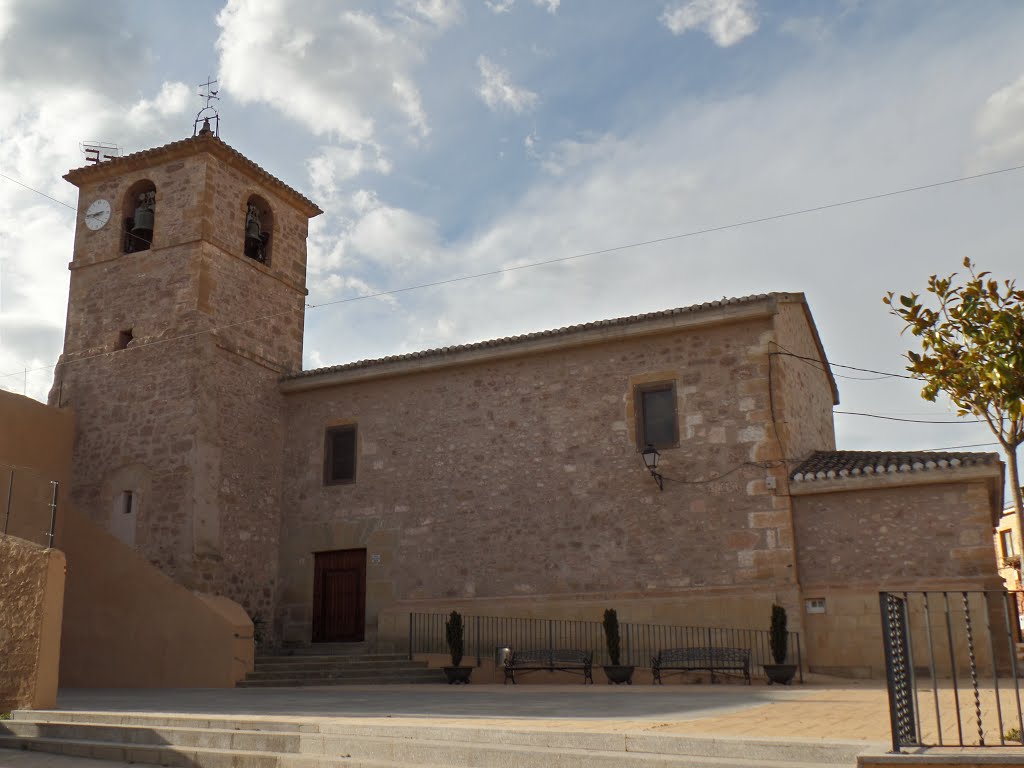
641,443,664,492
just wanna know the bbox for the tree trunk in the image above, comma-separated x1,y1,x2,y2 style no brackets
1006,446,1024,585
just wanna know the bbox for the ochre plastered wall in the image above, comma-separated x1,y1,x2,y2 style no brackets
0,536,65,711
2,387,251,689
57,502,250,688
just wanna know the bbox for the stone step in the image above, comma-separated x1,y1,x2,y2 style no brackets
257,652,409,662
246,665,437,680
267,643,378,656
237,673,444,687
253,657,417,672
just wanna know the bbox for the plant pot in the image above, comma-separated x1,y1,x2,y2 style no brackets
602,665,635,685
763,663,797,685
443,666,473,684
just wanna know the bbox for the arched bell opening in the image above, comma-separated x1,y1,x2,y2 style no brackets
244,195,273,265
123,180,157,254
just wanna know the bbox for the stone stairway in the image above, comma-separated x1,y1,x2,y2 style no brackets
239,645,442,687
0,710,869,767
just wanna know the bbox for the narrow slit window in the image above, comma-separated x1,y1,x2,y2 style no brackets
324,425,357,484
116,329,133,350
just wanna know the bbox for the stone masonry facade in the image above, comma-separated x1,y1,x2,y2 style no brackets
47,133,1005,675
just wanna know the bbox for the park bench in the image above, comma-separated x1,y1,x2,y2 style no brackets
503,649,594,684
651,646,751,685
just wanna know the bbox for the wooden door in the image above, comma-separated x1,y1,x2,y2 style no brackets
312,549,366,642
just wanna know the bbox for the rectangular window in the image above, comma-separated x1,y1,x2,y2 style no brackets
1001,529,1016,558
636,382,678,449
324,425,357,484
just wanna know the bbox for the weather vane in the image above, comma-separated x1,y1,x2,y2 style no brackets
193,75,221,137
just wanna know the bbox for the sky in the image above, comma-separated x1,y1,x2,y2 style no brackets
1,0,1023,476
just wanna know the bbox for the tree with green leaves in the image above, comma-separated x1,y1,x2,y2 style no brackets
884,258,1024,563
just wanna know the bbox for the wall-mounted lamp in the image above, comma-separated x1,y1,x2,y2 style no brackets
641,444,664,492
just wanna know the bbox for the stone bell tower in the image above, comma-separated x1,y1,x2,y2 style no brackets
51,128,322,618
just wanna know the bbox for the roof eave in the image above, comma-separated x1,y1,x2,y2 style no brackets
63,134,322,218
281,294,780,393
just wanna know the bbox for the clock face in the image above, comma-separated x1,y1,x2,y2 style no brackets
84,198,111,230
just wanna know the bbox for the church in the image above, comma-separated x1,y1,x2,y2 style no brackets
28,126,1005,680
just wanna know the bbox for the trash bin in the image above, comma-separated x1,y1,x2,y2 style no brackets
495,646,512,667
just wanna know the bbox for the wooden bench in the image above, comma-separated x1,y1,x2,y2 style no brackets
504,649,594,684
651,647,751,685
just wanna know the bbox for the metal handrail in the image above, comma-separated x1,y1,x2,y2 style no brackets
409,611,802,681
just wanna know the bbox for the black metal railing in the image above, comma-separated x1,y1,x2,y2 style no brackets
880,590,1024,752
1,466,59,548
409,612,802,681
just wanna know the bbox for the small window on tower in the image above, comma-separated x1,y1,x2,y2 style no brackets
324,425,357,485
123,180,156,253
244,195,273,265
116,329,133,350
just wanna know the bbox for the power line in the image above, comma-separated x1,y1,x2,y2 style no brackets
834,410,982,424
0,173,76,210
770,348,913,380
4,161,1024,380
305,162,1024,311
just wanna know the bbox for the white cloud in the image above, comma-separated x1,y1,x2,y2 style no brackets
398,0,463,28
661,0,758,47
533,0,560,13
477,56,539,113
486,0,515,13
307,145,393,199
973,73,1024,169
216,0,452,143
126,81,193,126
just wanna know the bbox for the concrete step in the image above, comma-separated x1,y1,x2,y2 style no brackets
3,712,869,767
8,711,318,732
0,720,304,751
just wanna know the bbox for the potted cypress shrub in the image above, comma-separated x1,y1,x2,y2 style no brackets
601,608,634,684
763,604,797,685
443,610,473,684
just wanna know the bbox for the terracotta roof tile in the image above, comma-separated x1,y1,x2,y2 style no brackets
284,292,787,381
790,450,1001,482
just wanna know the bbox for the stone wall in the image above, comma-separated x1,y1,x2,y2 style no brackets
276,302,828,646
770,299,837,464
53,139,314,619
792,477,1003,676
0,536,65,711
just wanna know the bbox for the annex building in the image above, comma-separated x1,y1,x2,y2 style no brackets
13,129,1006,681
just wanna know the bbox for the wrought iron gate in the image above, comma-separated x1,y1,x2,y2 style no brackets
880,592,918,752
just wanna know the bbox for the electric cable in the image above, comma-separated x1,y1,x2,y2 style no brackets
3,162,1023,382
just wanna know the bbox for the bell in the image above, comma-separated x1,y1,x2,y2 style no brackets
245,216,261,242
130,192,154,248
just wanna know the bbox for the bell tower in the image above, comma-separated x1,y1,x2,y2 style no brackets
52,130,322,619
